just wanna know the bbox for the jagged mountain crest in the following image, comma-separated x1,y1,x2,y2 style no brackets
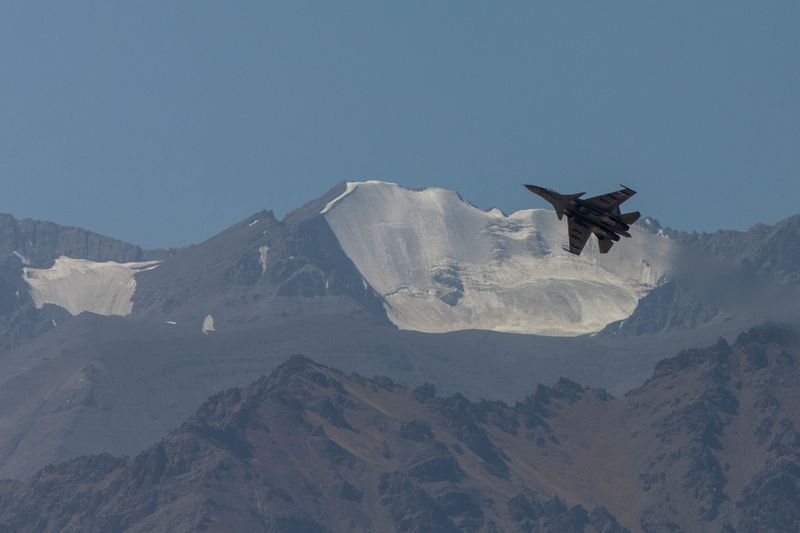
666,213,800,285
2,324,799,532
0,353,629,532
320,180,675,335
4,182,800,342
0,212,170,269
0,213,173,352
128,190,389,328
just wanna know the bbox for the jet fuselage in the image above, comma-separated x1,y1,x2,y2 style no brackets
524,184,641,255
566,201,630,240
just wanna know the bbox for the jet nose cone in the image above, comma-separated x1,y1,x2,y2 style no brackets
524,184,546,194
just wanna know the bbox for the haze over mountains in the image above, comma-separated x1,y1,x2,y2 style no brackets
2,324,799,532
1,181,799,531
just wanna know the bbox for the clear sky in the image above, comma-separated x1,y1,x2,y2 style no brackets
1,1,798,248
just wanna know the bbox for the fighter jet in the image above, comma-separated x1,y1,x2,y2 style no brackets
524,184,641,256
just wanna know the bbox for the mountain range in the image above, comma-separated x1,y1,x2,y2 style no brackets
1,323,798,532
0,180,799,530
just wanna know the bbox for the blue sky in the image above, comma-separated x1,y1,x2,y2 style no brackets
1,1,798,248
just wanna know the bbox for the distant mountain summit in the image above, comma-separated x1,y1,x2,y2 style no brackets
128,184,389,329
4,181,678,338
5,182,799,341
0,187,799,489
322,181,673,335
0,213,167,269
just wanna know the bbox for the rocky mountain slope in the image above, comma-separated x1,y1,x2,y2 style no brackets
1,183,799,483
0,214,167,268
129,183,388,331
667,214,800,285
5,181,679,340
0,309,728,481
4,183,800,343
602,215,800,337
1,323,797,532
0,214,171,352
125,180,677,336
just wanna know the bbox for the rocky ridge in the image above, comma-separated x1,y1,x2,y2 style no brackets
0,214,171,352
129,182,389,328
1,323,798,532
603,214,800,336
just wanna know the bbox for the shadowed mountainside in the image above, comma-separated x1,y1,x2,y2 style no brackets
602,215,800,336
130,182,389,328
1,191,800,485
1,323,798,532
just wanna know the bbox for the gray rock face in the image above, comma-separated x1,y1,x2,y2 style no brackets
0,213,169,269
131,184,390,328
667,214,800,285
601,281,719,336
0,214,170,353
431,265,464,306
601,214,800,337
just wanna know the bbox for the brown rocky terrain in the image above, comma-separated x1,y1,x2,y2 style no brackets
1,323,798,532
2,192,800,486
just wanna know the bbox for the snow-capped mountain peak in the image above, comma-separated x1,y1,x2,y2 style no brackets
322,180,674,335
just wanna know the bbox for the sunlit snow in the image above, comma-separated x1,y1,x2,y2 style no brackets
13,251,30,265
323,181,674,336
320,181,362,214
22,256,159,316
202,314,216,334
259,245,269,273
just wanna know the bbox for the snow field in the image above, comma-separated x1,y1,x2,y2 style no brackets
323,181,674,336
23,256,159,317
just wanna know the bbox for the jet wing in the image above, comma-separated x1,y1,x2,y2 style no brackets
583,185,636,211
596,235,615,254
565,218,591,255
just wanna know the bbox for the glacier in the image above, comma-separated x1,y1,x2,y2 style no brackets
322,181,674,336
23,256,159,317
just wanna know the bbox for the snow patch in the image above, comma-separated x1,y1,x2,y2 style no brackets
202,314,215,334
248,219,260,227
22,257,159,317
259,245,270,273
323,181,675,336
320,181,391,214
13,251,30,265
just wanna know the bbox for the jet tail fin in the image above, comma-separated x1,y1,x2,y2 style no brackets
620,211,640,225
